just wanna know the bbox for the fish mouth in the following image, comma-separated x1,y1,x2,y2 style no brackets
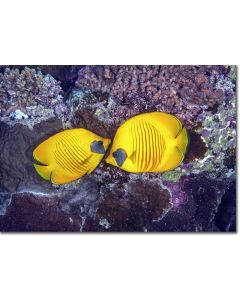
33,161,48,166
102,139,113,161
32,151,48,166
104,138,112,149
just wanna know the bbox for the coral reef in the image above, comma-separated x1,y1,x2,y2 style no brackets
213,181,236,232
0,65,237,232
0,192,81,232
59,177,101,221
0,67,67,126
75,65,234,129
153,174,228,232
38,65,82,86
84,178,171,232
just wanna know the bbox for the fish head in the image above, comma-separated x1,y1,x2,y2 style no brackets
105,127,133,169
106,147,129,168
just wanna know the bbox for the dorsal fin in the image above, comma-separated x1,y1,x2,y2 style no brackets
141,112,183,138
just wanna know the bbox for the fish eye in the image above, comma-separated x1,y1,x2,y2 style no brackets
91,140,105,154
113,148,127,167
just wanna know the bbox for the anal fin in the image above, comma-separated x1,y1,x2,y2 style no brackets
50,171,84,185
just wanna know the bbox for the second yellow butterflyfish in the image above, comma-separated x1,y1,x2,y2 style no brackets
33,128,111,184
105,112,188,173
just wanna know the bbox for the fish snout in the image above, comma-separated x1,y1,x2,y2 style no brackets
105,154,111,163
105,153,116,166
104,138,112,150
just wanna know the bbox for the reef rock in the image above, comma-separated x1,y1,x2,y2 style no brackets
0,118,63,193
84,178,171,232
0,67,67,125
0,192,81,232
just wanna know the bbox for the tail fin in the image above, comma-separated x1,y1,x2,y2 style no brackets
175,127,188,155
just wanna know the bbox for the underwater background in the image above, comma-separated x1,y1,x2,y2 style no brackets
0,65,236,232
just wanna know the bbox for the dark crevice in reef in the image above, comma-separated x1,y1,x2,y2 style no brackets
72,108,115,138
0,65,83,96
213,181,236,232
224,148,236,169
207,103,220,114
38,65,83,95
184,131,208,163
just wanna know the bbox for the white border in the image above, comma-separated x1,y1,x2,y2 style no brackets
0,1,239,299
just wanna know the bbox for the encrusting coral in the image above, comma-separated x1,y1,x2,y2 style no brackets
75,65,235,128
0,67,66,125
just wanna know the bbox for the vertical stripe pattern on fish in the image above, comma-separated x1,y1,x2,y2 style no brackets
33,128,111,184
106,112,188,173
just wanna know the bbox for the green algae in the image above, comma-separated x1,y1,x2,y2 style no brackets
163,97,236,182
161,169,184,182
230,65,237,82
190,100,236,179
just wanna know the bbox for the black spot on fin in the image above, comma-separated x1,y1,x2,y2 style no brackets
91,140,105,154
113,148,127,167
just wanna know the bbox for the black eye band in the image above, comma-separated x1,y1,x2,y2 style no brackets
113,148,127,167
91,141,105,154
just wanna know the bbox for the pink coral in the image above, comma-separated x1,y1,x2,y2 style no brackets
0,67,63,119
75,65,234,128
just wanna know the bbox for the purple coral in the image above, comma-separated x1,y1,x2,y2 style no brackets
75,65,234,128
163,178,188,209
54,103,68,117
0,67,63,119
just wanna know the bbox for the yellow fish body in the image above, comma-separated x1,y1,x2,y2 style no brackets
105,112,188,173
33,128,111,184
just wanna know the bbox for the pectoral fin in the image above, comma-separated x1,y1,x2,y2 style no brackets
129,150,137,164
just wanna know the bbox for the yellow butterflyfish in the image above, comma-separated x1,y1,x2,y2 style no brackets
33,128,111,184
105,112,188,173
